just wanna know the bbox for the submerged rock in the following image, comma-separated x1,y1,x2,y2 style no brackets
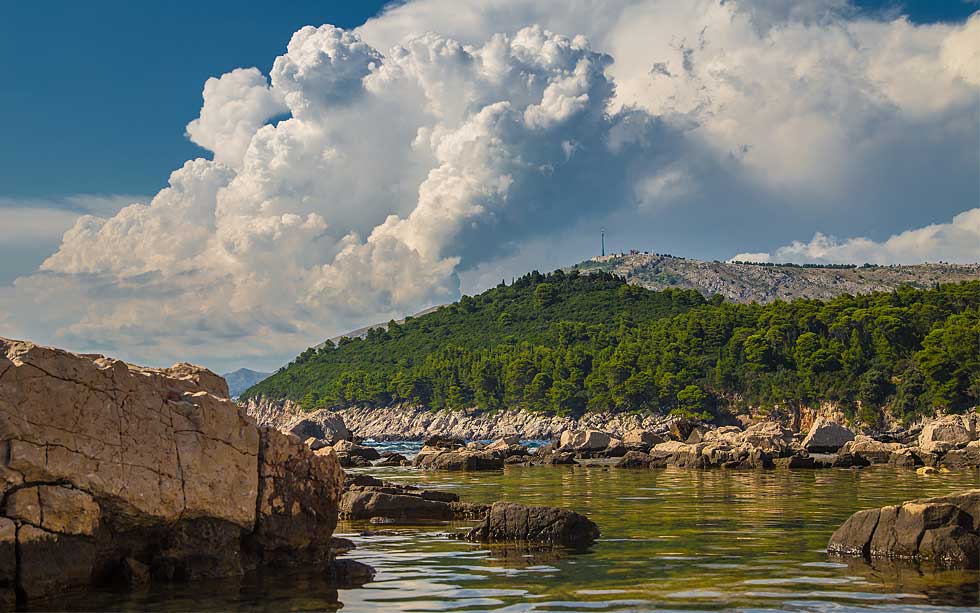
828,489,980,569
0,337,351,605
465,502,600,548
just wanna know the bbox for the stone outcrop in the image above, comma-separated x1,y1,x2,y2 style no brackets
839,435,903,464
559,429,611,452
802,417,855,452
918,414,977,453
330,440,381,467
465,502,600,548
828,490,980,569
242,396,305,431
621,429,664,450
286,408,350,445
339,475,468,521
328,405,673,441
414,448,504,471
642,440,772,470
0,338,348,605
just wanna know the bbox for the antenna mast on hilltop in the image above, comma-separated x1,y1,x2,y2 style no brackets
601,228,606,257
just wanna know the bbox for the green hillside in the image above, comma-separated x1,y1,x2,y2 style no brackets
243,271,980,424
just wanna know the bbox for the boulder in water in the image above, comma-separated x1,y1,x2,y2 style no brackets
828,490,980,569
465,502,600,548
415,450,504,471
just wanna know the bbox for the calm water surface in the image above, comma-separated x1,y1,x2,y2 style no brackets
48,462,979,612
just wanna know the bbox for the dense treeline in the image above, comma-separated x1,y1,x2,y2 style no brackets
243,271,980,424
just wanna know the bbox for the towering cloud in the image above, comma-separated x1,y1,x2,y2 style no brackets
2,1,977,370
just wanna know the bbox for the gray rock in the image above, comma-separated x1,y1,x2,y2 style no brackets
919,415,976,453
339,491,453,521
828,489,980,568
286,409,350,445
802,417,855,452
465,502,600,548
332,440,381,461
415,450,504,471
615,451,652,468
621,429,664,450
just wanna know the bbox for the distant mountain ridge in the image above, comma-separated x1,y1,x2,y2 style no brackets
573,254,980,304
222,368,271,398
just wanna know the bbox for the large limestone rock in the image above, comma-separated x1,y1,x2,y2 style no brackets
465,502,600,548
286,409,350,445
840,435,904,464
828,489,980,568
918,414,977,453
331,439,381,461
0,338,347,604
802,417,855,452
740,422,797,455
559,429,610,451
414,449,504,471
621,429,664,450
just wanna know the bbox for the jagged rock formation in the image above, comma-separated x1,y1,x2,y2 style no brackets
243,396,305,431
576,255,980,304
0,338,346,606
828,490,980,569
330,405,672,440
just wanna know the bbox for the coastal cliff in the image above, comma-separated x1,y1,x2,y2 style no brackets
0,338,346,606
242,398,674,441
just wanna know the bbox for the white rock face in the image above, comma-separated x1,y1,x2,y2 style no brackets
802,417,855,452
329,404,672,440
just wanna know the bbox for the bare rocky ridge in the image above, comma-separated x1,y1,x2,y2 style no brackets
0,337,351,606
576,255,980,304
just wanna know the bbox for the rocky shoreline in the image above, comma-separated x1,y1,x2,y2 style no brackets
262,400,980,474
0,338,606,607
0,338,364,607
243,398,674,441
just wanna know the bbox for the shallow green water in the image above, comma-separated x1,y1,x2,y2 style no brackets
48,465,979,612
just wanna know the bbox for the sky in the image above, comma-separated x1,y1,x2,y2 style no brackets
0,0,978,372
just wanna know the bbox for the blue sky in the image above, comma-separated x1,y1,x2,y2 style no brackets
0,1,974,200
0,1,977,371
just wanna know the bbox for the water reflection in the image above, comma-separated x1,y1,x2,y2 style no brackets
39,465,980,612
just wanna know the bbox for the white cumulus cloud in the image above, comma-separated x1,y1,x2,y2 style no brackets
733,208,980,265
1,1,977,371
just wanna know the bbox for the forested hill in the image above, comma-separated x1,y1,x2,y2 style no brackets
243,271,980,425
576,255,980,304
